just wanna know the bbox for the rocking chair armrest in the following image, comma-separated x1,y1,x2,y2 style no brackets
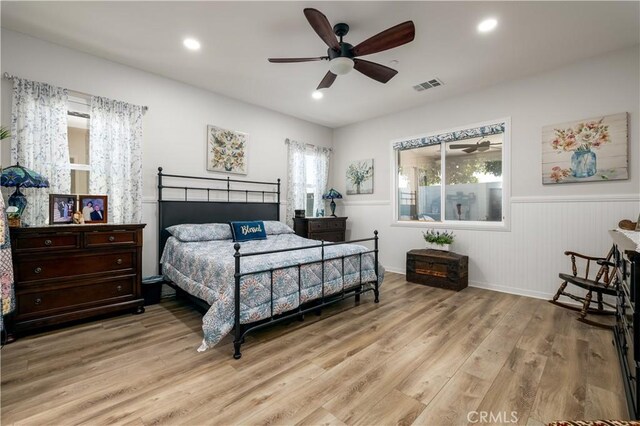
596,259,616,268
563,251,606,262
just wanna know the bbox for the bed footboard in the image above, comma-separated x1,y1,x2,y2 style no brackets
232,231,379,359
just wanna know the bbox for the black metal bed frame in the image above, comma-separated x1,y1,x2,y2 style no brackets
157,167,379,359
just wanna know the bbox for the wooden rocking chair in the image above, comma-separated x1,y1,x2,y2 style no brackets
549,246,618,328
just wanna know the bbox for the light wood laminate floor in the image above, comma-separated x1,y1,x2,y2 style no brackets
1,273,627,425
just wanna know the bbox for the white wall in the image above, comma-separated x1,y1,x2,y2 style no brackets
331,46,640,299
1,29,333,276
2,27,638,300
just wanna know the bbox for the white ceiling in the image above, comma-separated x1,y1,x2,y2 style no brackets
1,1,638,128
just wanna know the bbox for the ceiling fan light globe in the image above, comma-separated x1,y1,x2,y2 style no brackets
329,57,354,75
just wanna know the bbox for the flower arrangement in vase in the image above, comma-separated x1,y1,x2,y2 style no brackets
422,229,454,251
550,118,610,180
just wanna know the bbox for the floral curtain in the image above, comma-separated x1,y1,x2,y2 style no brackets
285,139,307,228
312,146,331,216
89,96,144,223
10,77,70,226
285,139,332,227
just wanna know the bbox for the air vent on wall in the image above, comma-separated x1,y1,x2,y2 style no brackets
413,78,444,92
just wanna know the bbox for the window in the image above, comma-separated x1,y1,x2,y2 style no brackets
305,153,317,215
67,95,91,194
68,113,90,193
285,139,331,226
393,119,509,229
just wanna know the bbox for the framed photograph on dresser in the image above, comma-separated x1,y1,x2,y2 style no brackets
49,194,77,225
79,195,108,223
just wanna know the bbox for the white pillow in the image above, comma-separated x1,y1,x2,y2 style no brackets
166,223,232,242
264,221,295,235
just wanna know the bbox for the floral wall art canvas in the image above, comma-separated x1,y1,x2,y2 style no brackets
346,159,374,195
542,112,628,184
207,125,248,175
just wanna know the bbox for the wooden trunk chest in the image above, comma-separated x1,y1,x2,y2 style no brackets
406,249,468,291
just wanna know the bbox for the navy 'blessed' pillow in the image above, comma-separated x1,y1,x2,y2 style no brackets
230,221,267,242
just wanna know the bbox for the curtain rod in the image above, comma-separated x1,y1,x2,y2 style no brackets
284,139,332,151
2,72,149,113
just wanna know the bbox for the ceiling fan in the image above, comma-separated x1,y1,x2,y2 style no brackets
268,8,415,90
449,137,502,154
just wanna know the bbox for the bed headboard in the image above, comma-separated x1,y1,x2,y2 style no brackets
157,167,280,271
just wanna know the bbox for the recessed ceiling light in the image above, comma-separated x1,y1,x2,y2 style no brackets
183,38,201,51
477,18,498,33
312,90,324,100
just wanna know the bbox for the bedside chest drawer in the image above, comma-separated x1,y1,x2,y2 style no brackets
85,230,137,247
15,233,80,252
17,252,134,282
308,219,346,231
294,217,348,243
18,276,135,316
309,221,329,231
328,220,346,230
315,231,344,243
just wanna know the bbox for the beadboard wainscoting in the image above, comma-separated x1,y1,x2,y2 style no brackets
338,195,639,300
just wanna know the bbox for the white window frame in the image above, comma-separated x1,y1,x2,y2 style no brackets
68,95,91,177
390,117,511,231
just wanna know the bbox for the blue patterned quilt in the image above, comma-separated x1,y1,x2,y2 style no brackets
160,234,384,351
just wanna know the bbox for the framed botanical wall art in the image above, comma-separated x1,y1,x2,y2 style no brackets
542,112,628,184
346,159,374,195
207,125,248,175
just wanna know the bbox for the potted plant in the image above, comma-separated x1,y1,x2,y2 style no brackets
422,229,454,251
6,206,20,228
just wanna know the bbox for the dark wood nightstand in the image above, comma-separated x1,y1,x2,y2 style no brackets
293,217,347,242
406,249,468,291
6,223,146,341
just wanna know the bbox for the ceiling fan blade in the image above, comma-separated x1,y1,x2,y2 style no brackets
304,8,340,51
317,71,337,89
449,144,476,149
353,59,398,83
463,147,477,154
477,146,491,152
353,21,415,57
268,57,328,63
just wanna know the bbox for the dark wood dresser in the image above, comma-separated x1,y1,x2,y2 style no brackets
7,223,145,341
611,229,640,419
406,249,468,291
293,217,347,242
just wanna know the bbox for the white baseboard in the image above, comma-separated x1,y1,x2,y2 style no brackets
468,280,552,301
382,267,553,301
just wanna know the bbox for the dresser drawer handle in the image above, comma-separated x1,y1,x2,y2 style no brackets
34,297,42,305
34,267,42,274
108,236,116,242
44,239,52,246
116,285,123,292
116,258,123,265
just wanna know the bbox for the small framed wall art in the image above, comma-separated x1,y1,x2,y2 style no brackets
346,159,374,195
207,125,248,175
79,195,108,223
49,194,77,225
542,112,628,184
